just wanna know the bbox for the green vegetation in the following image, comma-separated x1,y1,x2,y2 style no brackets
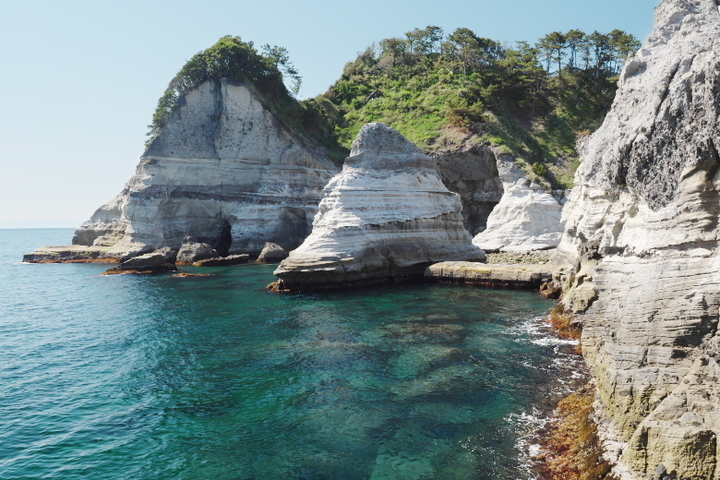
313,27,640,188
146,36,346,163
148,28,640,184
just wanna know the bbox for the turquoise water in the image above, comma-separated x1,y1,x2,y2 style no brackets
0,229,582,480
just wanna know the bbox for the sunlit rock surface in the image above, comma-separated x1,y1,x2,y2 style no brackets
472,152,564,253
38,79,338,261
554,1,720,477
274,123,485,290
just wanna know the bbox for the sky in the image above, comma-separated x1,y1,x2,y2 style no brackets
0,0,659,228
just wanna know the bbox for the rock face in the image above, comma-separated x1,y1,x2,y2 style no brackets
554,1,720,478
67,78,338,260
431,143,503,234
103,246,177,274
472,152,565,252
273,123,486,290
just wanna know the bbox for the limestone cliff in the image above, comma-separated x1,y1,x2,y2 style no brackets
273,123,486,290
555,1,720,478
472,151,565,253
66,78,338,259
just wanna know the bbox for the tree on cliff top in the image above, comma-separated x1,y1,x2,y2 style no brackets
147,36,294,142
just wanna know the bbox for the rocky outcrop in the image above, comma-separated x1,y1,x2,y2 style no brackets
175,239,218,265
30,78,338,262
273,123,486,290
103,247,177,274
472,152,565,252
554,1,720,478
257,242,288,263
192,254,249,267
431,142,503,234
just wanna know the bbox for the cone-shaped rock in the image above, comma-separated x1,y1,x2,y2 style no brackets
555,1,720,477
273,123,486,290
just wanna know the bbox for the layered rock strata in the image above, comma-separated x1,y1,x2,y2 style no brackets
424,261,551,289
27,78,338,262
273,123,486,290
472,152,565,252
554,1,720,478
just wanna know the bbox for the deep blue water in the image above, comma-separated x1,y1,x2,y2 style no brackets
0,229,583,480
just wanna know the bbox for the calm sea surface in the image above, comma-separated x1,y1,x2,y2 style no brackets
0,229,583,480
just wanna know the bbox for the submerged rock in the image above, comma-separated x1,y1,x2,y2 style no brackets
273,123,485,290
472,152,564,253
555,1,720,477
27,78,338,262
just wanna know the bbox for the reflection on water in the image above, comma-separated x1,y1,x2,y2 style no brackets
0,229,585,480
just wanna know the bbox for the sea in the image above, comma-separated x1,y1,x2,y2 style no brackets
0,228,585,480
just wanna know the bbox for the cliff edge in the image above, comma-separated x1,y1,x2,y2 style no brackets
555,1,720,478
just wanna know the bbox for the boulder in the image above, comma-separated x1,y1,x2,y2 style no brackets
273,123,485,291
554,1,720,478
103,247,176,274
472,152,564,253
257,242,288,263
176,240,218,265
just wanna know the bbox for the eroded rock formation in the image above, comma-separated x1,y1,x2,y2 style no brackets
472,151,565,252
273,123,486,290
555,1,720,477
29,79,338,262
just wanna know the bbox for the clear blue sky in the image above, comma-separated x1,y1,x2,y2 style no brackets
0,0,659,228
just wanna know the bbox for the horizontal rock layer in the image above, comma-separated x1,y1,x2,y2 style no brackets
424,261,551,289
274,123,485,290
555,1,720,478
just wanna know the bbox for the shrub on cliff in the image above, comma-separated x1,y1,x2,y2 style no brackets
146,36,347,162
317,26,640,188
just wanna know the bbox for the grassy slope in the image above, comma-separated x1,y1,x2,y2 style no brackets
305,52,617,190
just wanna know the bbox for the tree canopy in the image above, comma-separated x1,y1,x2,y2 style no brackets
147,36,297,142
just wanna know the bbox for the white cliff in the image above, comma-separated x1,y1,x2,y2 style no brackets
39,78,338,261
273,123,486,290
555,1,720,478
472,152,565,253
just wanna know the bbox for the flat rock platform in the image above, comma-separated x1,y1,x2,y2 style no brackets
424,261,551,289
